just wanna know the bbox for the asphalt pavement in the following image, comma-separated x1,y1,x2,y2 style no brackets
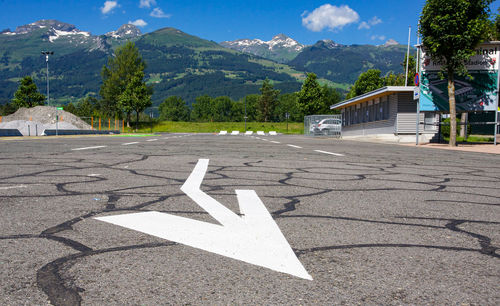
0,133,499,305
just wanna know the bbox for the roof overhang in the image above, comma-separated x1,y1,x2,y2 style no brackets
330,86,415,110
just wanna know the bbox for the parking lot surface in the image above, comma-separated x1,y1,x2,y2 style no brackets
1,134,499,305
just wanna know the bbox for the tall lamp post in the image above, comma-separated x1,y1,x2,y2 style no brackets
41,51,54,106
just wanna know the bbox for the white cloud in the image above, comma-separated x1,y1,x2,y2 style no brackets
302,4,359,32
369,16,382,26
371,35,386,41
150,7,171,18
129,19,148,27
139,0,156,8
358,21,369,30
358,16,382,30
101,1,118,14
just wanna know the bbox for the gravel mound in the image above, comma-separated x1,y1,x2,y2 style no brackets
0,106,91,136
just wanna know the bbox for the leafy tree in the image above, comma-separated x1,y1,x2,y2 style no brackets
230,101,245,122
100,42,147,119
118,71,152,129
297,73,324,116
274,93,301,121
384,72,405,86
345,69,385,99
320,85,342,114
242,94,259,122
0,102,17,116
420,0,492,146
212,96,233,122
485,8,500,40
159,96,190,121
12,76,45,108
495,8,500,39
401,54,417,86
64,102,77,115
191,95,213,122
257,78,280,122
77,96,100,118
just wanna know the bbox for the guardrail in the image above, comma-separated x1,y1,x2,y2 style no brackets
44,129,120,136
0,129,23,137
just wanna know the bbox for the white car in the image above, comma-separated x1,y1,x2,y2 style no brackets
310,118,341,135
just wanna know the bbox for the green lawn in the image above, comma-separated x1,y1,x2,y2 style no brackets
443,135,495,143
124,121,304,134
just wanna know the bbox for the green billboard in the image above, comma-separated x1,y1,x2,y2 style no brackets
419,43,499,112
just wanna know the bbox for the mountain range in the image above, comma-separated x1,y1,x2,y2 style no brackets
220,34,305,63
0,20,410,107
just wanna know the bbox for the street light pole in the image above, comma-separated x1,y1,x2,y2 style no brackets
41,51,54,106
244,96,247,131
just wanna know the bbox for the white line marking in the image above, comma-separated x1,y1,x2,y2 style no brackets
270,141,281,144
0,185,27,190
122,142,139,145
72,146,107,151
87,174,101,177
146,139,158,142
314,150,344,156
287,144,302,149
95,159,312,280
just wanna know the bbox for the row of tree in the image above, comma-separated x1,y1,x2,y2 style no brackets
157,74,341,122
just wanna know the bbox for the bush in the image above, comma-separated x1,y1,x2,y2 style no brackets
441,117,471,137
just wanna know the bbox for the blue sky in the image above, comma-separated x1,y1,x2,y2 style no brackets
1,1,499,45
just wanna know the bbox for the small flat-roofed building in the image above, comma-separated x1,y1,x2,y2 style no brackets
330,86,439,142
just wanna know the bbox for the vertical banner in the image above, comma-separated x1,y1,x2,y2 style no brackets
419,43,499,112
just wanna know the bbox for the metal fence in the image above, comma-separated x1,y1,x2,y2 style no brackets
304,115,342,138
81,117,124,132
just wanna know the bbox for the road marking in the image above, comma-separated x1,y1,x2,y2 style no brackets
314,150,344,157
270,141,281,144
262,139,269,141
95,159,312,280
0,185,27,190
72,145,107,151
87,174,101,177
146,139,158,142
122,142,139,145
287,144,302,149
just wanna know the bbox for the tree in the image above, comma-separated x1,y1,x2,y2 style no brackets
242,94,259,122
420,0,492,146
345,69,385,99
274,93,301,122
100,42,147,119
485,8,500,40
64,102,77,115
191,95,213,122
297,73,324,116
257,78,280,122
77,96,100,118
12,76,45,108
159,96,190,121
0,102,17,116
401,54,417,86
212,96,233,122
118,71,152,129
320,85,342,114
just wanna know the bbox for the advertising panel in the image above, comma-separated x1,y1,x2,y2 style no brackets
419,43,499,112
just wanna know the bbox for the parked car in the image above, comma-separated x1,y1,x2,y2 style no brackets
310,118,341,135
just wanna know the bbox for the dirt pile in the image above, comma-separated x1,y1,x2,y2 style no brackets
0,106,91,136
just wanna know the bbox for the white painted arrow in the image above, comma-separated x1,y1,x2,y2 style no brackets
95,159,312,280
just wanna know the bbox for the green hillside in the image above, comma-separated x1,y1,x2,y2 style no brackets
0,21,303,107
288,41,410,84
